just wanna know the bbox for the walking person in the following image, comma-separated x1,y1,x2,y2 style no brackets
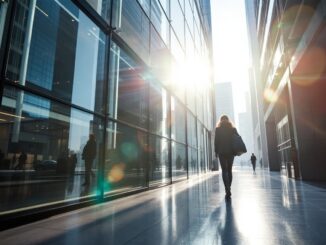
82,134,97,186
250,153,257,173
214,115,240,198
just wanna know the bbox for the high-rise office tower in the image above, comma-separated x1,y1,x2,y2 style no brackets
0,0,214,223
215,82,235,124
246,0,326,180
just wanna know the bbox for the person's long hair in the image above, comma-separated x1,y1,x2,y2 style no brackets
216,115,234,128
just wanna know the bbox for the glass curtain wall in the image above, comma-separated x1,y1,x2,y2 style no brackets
0,0,213,216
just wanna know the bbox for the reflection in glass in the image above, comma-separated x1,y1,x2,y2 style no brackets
149,80,170,137
187,112,197,148
0,0,8,48
0,86,103,213
5,0,106,113
151,0,170,45
108,42,149,129
85,0,111,22
171,1,184,48
113,0,150,63
159,0,170,18
172,142,187,181
188,147,198,176
104,122,147,194
171,97,186,143
149,136,170,186
150,26,170,84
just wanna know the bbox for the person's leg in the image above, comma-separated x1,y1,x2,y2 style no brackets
227,155,234,187
253,162,256,172
218,155,229,192
84,160,91,185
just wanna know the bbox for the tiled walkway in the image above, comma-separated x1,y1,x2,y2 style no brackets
1,167,326,245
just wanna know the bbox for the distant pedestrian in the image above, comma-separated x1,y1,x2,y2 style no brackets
250,153,257,173
82,134,97,186
16,151,27,170
214,115,240,198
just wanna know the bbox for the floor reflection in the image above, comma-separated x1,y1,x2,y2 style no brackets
1,169,326,245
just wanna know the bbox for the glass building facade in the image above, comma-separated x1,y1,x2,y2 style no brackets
0,0,214,218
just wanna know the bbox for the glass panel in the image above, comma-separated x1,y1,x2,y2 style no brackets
171,97,186,143
137,0,150,16
170,1,184,48
149,80,170,137
85,0,111,22
104,122,147,194
150,26,170,83
0,86,103,213
5,0,106,113
172,142,187,181
0,0,8,48
187,111,197,148
108,42,149,129
159,0,170,18
151,0,170,46
185,0,193,28
188,147,197,176
113,0,150,63
149,136,170,186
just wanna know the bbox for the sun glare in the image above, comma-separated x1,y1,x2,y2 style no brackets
170,57,211,93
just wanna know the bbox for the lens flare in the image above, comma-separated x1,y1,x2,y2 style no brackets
108,163,126,183
264,88,278,103
292,47,326,86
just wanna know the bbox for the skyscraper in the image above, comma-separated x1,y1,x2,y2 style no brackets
0,0,215,223
246,0,326,180
215,82,235,124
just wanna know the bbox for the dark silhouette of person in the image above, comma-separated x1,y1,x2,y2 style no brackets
69,152,77,176
17,151,27,170
82,134,97,186
214,115,239,198
250,153,257,173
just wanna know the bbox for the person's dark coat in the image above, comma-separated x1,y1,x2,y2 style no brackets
214,123,239,155
251,155,257,163
82,139,97,161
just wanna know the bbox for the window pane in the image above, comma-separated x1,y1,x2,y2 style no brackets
137,0,150,16
113,0,150,63
0,86,103,213
149,136,170,186
187,111,197,148
150,26,170,84
85,0,111,22
108,42,149,129
188,147,198,176
104,122,147,194
151,0,170,46
171,1,184,48
159,0,170,18
5,0,106,113
0,1,8,48
149,80,170,137
171,97,186,143
172,142,187,181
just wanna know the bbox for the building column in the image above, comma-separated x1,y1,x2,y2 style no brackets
265,119,280,171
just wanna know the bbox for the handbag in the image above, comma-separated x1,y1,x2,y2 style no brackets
232,134,247,156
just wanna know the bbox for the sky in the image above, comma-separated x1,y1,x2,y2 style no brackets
211,0,250,121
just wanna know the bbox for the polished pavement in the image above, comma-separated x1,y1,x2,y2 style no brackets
1,167,326,245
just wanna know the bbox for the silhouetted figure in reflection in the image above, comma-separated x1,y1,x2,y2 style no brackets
69,151,77,176
214,115,239,198
16,151,27,170
82,134,97,186
250,153,257,173
57,150,68,174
